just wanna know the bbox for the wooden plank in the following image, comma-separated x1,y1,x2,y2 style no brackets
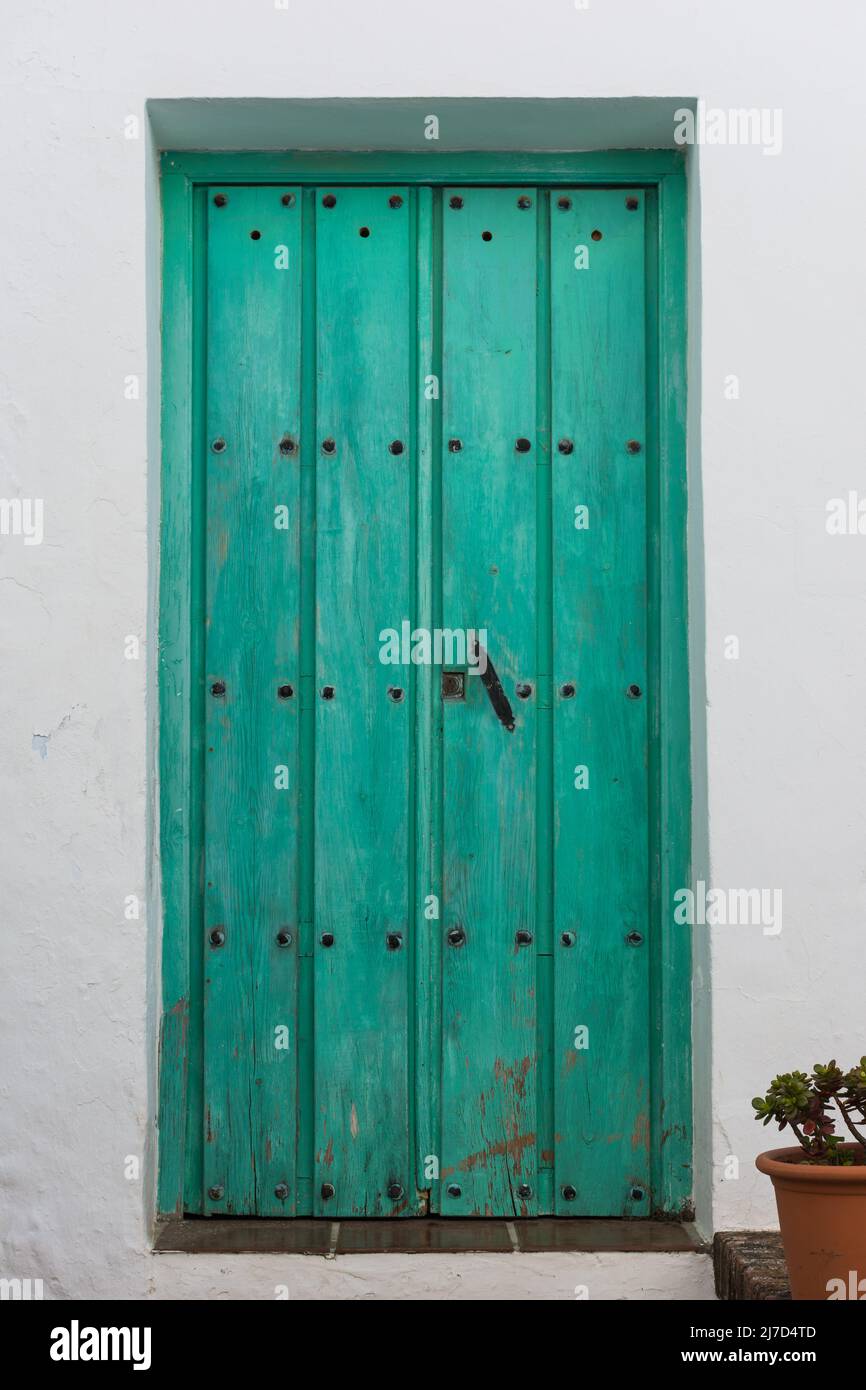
162,150,686,183
157,171,194,1217
551,188,650,1215
440,187,538,1216
203,185,302,1216
313,185,414,1216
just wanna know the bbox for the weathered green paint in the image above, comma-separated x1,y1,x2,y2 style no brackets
202,186,302,1215
440,188,539,1215
551,190,649,1214
313,187,414,1215
157,153,691,1224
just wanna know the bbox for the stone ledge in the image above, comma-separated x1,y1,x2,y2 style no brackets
713,1231,790,1300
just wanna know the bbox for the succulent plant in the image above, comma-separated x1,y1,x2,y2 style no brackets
753,1060,866,1165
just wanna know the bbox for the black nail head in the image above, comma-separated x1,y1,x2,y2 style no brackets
626,439,642,454
517,1183,532,1200
591,229,602,241
274,1182,289,1200
387,1183,404,1200
558,438,574,455
562,1184,577,1201
278,684,294,699
276,928,292,947
321,685,335,700
211,680,226,697
515,437,531,453
250,229,261,241
386,933,403,951
447,926,465,947
389,440,404,455
321,1182,335,1199
627,684,642,699
279,436,296,455
449,196,463,210
322,438,336,455
211,437,226,453
517,195,532,209
516,929,533,946
447,1183,462,1197
516,683,532,699
322,194,336,208
213,194,227,208
388,687,404,703
560,682,575,699
561,931,575,947
320,932,335,948
448,438,462,453
209,927,226,948
557,196,572,210
208,1185,224,1200
626,196,639,211
389,195,403,209
281,193,295,208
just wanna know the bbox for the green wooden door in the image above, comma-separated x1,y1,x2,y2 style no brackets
199,182,657,1219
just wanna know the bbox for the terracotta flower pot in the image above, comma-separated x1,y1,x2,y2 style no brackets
756,1144,866,1300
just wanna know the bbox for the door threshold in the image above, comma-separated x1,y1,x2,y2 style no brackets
154,1217,706,1257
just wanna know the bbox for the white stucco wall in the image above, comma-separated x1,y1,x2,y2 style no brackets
1,0,864,1300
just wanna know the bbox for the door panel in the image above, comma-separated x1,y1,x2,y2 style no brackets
203,186,302,1216
551,190,650,1215
196,182,662,1220
313,187,414,1216
440,188,539,1216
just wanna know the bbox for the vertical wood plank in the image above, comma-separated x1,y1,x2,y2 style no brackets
203,186,302,1216
314,186,414,1216
440,187,539,1217
551,188,650,1216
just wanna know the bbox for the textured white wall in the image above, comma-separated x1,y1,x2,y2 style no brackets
1,0,864,1299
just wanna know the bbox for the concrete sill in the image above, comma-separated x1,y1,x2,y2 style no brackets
154,1217,707,1257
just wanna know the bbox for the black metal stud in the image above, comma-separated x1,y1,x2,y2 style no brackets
517,1183,532,1200
321,686,335,700
276,928,293,948
209,927,226,948
210,680,226,697
626,931,644,947
448,438,462,453
250,229,261,241
560,682,575,699
211,437,226,453
591,229,603,241
517,195,532,210
626,439,642,454
389,194,403,209
557,195,572,211
386,932,403,951
481,230,493,242
320,932,335,948
447,1183,462,1197
561,931,576,948
387,686,404,703
274,1182,289,1200
213,194,227,208
321,438,336,455
278,684,294,700
279,435,296,456
389,440,404,455
321,1182,335,1199
558,438,574,455
626,684,642,699
208,1184,224,1200
516,683,532,700
626,196,639,211
359,226,370,238
631,1186,645,1202
561,1184,577,1201
447,926,465,947
387,1183,404,1201
281,193,295,208
322,194,337,208
515,437,531,453
449,196,463,210
516,929,533,946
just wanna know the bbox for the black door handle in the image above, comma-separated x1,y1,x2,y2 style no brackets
472,638,515,733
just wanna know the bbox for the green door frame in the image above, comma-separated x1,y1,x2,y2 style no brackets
156,148,691,1221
